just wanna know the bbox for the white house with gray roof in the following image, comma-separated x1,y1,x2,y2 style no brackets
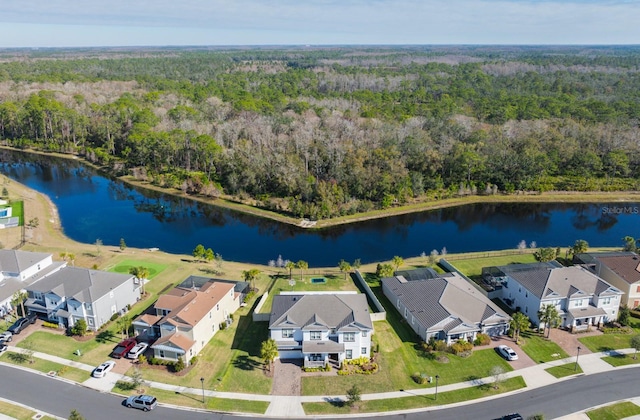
25,266,141,331
382,270,510,344
485,262,623,331
0,250,65,316
268,292,373,368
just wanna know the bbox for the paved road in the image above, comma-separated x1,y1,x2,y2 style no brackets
2,364,639,419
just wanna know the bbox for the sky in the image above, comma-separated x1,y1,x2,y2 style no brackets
0,0,639,48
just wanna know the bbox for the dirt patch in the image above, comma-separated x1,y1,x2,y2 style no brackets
271,359,301,396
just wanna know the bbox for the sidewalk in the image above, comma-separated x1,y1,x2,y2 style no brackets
3,345,640,418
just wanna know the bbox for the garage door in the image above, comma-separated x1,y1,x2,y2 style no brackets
278,350,302,359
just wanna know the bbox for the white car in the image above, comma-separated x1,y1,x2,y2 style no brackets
92,361,116,378
126,342,148,360
497,345,519,361
0,342,7,353
0,331,12,342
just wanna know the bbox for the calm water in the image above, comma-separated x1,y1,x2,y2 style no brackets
0,150,638,266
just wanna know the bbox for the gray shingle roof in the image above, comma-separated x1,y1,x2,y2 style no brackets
0,250,52,274
579,252,640,285
269,294,372,331
27,266,135,303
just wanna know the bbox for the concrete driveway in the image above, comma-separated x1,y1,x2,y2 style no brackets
271,359,301,396
487,335,537,369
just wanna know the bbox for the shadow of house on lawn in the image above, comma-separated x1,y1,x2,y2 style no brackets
95,329,118,344
233,354,263,371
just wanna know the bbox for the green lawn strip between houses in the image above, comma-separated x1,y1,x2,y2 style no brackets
0,400,55,420
602,354,640,367
0,351,91,382
446,253,538,278
519,331,569,363
545,363,583,378
586,401,640,420
302,376,526,415
15,330,115,367
579,333,636,353
112,382,269,414
106,259,167,279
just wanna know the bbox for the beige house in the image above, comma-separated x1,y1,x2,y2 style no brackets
577,252,640,309
133,279,240,365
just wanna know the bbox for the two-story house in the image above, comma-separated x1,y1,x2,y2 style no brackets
268,292,374,368
25,266,141,331
0,249,66,317
133,279,240,365
484,262,623,331
576,252,640,309
382,268,510,344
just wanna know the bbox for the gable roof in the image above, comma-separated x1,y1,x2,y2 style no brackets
154,281,235,327
269,294,373,331
26,266,135,303
585,252,640,285
152,332,196,353
382,272,509,332
0,250,52,275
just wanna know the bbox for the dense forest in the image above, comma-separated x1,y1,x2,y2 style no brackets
0,46,639,220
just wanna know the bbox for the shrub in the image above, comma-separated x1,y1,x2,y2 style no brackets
190,356,198,366
474,333,490,346
70,319,87,336
138,354,147,364
449,340,473,355
42,321,59,329
173,357,185,372
411,372,429,384
219,322,227,330
423,337,447,352
110,313,120,322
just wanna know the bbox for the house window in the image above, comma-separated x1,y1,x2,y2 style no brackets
601,297,611,305
519,287,521,293
343,332,356,342
282,329,294,338
109,291,114,298
87,318,94,326
209,312,212,319
361,347,367,355
525,292,528,298
216,304,220,311
190,349,193,356
362,331,367,337
396,298,400,308
525,306,528,314
84,303,92,311
310,331,321,340
404,308,408,318
636,286,640,293
634,300,640,308
574,299,584,307
346,349,352,359
411,316,415,325
159,350,165,358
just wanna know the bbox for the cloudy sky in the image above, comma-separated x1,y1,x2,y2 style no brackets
0,0,638,48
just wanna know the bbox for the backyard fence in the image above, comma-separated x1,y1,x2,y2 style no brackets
442,249,535,261
252,291,270,322
439,258,489,297
354,270,386,321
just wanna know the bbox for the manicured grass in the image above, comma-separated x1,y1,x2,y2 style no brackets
107,259,166,279
0,351,91,382
126,306,272,394
586,401,640,420
16,330,114,366
545,363,583,378
258,273,359,314
579,333,635,353
445,253,538,278
520,331,569,363
0,400,41,420
303,376,526,414
602,353,640,367
112,383,269,414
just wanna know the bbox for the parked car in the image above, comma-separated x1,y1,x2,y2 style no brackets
124,395,157,411
26,311,38,324
127,342,148,360
8,317,30,334
0,331,12,342
493,414,524,420
497,345,519,361
0,341,8,353
92,361,116,378
111,338,137,359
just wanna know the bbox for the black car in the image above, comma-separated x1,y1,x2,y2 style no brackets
26,311,38,324
8,317,30,334
493,414,523,420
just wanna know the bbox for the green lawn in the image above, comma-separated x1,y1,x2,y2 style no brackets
0,351,91,382
587,402,640,420
258,273,359,314
107,259,167,279
602,353,640,367
303,376,526,415
0,400,54,420
16,330,116,366
112,383,269,414
545,363,583,378
445,254,538,278
126,305,272,394
579,333,635,353
520,330,569,363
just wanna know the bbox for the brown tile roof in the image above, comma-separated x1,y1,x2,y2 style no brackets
158,282,235,327
136,314,161,326
596,254,640,285
153,332,196,352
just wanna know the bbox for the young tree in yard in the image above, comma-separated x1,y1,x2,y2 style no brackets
296,260,308,281
345,384,361,407
490,365,506,389
119,238,126,252
71,319,88,336
572,239,589,256
534,247,557,262
192,244,206,261
538,304,561,338
623,236,638,252
339,259,352,280
242,268,261,291
618,305,631,326
204,248,215,262
392,256,404,271
285,261,296,280
116,317,132,339
510,312,530,344
352,259,361,270
260,338,278,372
11,290,27,317
630,334,640,360
376,263,394,278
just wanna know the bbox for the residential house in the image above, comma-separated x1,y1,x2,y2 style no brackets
484,262,623,332
382,269,510,344
133,279,240,365
576,252,640,309
268,292,374,368
0,250,65,316
25,266,141,331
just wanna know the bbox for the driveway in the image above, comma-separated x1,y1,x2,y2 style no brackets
487,335,536,370
548,327,600,356
271,359,301,396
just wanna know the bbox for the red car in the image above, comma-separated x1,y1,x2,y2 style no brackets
111,338,137,359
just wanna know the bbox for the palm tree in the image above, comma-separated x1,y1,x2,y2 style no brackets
260,338,279,372
538,304,561,338
11,291,28,317
509,312,530,343
242,268,261,291
338,260,352,280
285,261,296,280
296,260,308,282
572,239,589,257
129,266,149,295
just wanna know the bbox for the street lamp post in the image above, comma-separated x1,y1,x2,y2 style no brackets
435,375,440,400
575,346,581,371
200,377,205,403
